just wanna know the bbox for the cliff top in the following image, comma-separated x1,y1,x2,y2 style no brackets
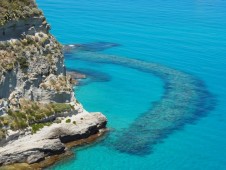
0,0,42,26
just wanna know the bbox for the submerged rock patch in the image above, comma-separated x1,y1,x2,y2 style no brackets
67,68,112,86
63,42,120,53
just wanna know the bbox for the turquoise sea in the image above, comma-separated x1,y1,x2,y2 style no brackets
37,0,226,169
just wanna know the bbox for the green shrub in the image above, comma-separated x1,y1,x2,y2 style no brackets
0,129,6,140
35,113,45,121
51,103,71,113
66,119,71,123
31,103,39,110
3,119,9,126
17,57,29,69
5,63,14,71
31,122,52,134
16,120,28,129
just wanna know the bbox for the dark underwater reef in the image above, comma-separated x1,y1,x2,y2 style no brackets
63,42,120,53
64,44,216,156
67,67,112,86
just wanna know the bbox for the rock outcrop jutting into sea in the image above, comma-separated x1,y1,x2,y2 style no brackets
64,47,216,156
0,0,107,167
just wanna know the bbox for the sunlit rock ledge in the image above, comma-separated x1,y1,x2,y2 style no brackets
0,106,107,165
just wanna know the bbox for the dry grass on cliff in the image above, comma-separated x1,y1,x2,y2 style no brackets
0,0,42,26
40,75,74,92
0,50,16,71
0,33,62,74
0,48,29,73
0,99,73,134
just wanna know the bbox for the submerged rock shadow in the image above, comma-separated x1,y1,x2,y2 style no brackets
64,47,217,156
64,42,120,53
67,68,112,86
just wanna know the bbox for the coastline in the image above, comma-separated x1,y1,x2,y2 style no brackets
0,107,107,166
0,128,107,170
21,0,226,169
0,106,107,169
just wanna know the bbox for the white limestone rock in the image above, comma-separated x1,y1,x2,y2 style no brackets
0,111,107,165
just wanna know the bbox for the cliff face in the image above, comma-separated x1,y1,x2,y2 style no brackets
0,0,46,39
0,0,79,142
0,0,107,166
0,16,49,41
0,1,74,108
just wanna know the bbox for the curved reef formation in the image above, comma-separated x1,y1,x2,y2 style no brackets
65,49,216,156
0,1,107,167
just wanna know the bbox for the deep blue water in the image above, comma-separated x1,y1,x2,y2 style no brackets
37,0,226,169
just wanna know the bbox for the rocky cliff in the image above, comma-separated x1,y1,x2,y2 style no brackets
0,0,68,105
0,0,107,167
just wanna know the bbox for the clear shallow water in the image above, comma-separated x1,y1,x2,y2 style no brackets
36,0,226,169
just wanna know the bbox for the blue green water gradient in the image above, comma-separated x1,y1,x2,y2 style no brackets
37,0,226,169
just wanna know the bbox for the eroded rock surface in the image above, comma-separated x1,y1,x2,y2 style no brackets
0,111,107,165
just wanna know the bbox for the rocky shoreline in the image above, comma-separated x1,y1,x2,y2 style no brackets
0,126,107,170
0,107,107,167
0,0,107,168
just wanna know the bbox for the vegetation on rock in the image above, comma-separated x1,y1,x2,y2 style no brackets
40,74,74,92
0,99,72,138
0,129,6,140
0,0,43,26
0,32,62,74
0,0,77,147
0,30,74,141
0,50,16,71
66,118,71,123
31,122,52,134
17,56,29,69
